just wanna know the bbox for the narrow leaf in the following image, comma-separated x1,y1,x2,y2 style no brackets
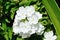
42,0,60,40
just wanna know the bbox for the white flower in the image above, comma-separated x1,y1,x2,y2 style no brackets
27,11,42,24
30,24,37,34
13,5,44,38
25,6,35,17
27,14,38,24
19,21,31,33
13,16,20,26
16,6,26,20
20,33,31,38
35,12,42,19
36,23,45,35
29,23,45,35
13,26,20,34
44,31,57,40
27,12,42,24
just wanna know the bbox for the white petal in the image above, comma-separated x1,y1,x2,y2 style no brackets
19,22,31,33
35,12,42,19
27,15,38,24
21,33,31,38
44,31,57,40
36,23,45,35
44,38,54,40
30,25,37,34
25,6,35,17
13,26,20,34
16,7,26,20
44,31,53,38
52,35,57,40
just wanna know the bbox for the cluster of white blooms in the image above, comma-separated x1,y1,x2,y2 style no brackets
44,31,57,40
13,5,45,38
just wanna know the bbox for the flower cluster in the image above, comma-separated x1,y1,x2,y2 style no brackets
13,6,45,38
44,31,57,40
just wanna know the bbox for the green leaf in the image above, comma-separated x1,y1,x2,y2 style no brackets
19,0,37,6
5,19,10,23
2,22,7,31
2,23,9,40
4,32,9,40
41,20,48,25
8,27,12,40
10,7,17,20
16,37,23,40
5,2,10,10
42,0,60,40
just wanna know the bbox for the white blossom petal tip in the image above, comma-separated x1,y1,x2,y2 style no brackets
44,31,57,40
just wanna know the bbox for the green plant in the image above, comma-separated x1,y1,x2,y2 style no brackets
0,0,60,40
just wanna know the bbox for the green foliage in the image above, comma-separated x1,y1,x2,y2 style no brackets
16,37,24,40
10,7,18,19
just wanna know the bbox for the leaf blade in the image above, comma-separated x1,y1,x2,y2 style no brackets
42,0,60,40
